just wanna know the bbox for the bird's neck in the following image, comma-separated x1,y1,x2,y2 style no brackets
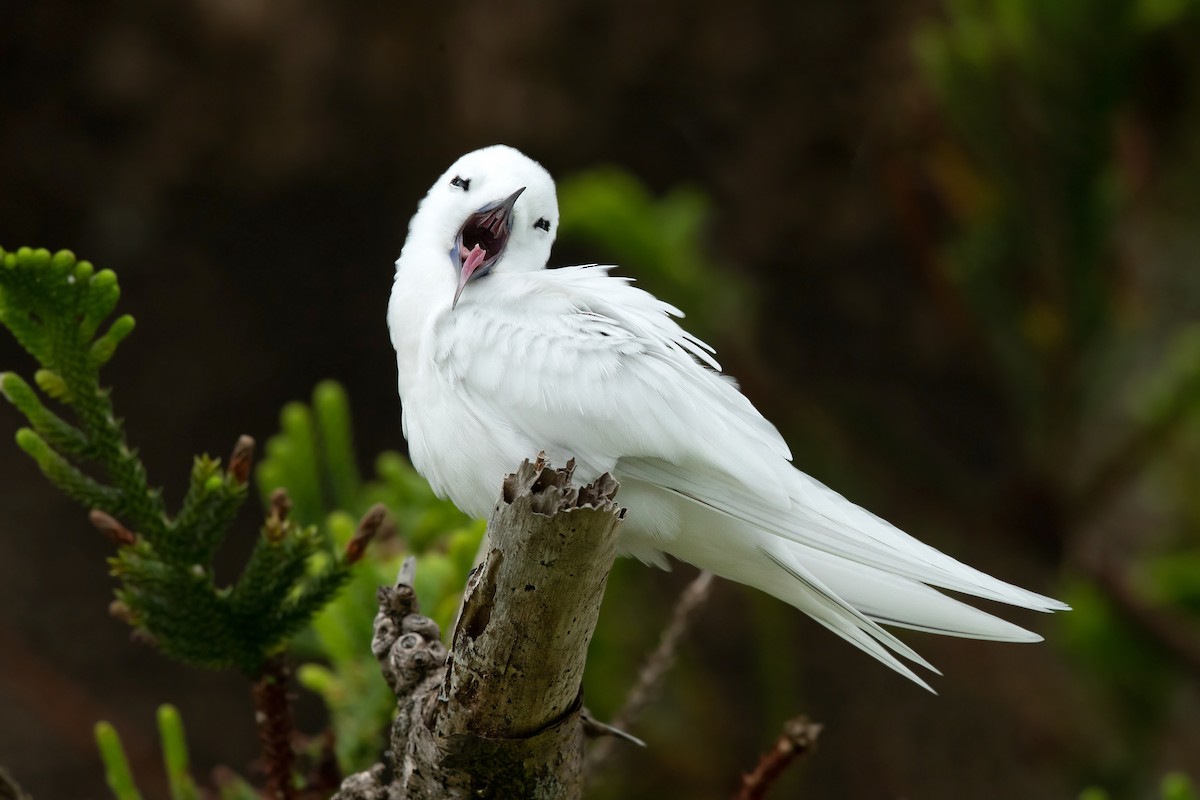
388,241,455,395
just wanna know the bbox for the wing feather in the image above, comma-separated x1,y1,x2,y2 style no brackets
435,266,792,501
620,456,1065,610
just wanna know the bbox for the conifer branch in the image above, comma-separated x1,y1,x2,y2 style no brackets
0,247,367,675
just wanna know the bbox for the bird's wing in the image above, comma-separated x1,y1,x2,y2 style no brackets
434,265,794,503
437,265,1066,617
619,456,1066,611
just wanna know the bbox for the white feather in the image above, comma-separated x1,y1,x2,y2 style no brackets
388,145,1067,689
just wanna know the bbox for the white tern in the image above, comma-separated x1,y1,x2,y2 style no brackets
388,145,1067,689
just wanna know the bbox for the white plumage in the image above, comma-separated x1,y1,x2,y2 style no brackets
388,145,1066,689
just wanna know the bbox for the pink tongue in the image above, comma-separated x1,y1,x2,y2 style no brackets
462,243,487,274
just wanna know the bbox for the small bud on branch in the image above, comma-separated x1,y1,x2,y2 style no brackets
89,509,135,546
228,435,255,485
345,503,389,564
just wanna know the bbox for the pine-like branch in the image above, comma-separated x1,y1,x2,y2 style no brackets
0,247,364,677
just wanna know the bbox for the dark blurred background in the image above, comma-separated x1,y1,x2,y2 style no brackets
3,1,1200,797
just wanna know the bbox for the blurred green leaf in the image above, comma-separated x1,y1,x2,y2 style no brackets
97,707,255,800
1057,578,1174,730
1134,325,1200,434
1141,552,1200,614
214,770,260,800
260,380,484,774
915,0,1140,438
1162,772,1198,800
557,167,752,344
1137,0,1198,28
157,705,199,800
1081,772,1198,800
95,722,143,800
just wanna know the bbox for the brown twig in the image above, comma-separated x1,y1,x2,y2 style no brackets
586,569,715,773
735,715,823,800
0,765,32,800
345,503,389,564
1072,408,1195,529
252,655,297,800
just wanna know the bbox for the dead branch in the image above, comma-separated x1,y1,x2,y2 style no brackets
586,568,715,774
334,455,624,800
735,715,823,800
0,766,32,800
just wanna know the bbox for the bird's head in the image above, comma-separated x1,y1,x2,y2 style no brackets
409,145,559,308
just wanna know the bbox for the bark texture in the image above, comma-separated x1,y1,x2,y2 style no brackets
252,655,298,800
334,456,623,800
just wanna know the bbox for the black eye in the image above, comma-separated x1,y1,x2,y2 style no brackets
450,176,470,191
533,217,550,232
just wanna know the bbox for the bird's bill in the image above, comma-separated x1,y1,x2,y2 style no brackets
453,244,488,307
451,187,526,308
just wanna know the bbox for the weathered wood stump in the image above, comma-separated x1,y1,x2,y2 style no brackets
334,455,623,800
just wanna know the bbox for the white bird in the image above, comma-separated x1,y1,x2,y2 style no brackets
388,144,1067,689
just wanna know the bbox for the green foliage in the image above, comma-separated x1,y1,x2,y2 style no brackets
1164,773,1200,800
214,772,260,800
1082,771,1198,800
913,0,1183,468
257,381,475,554
260,381,484,773
557,167,752,343
916,4,1200,794
0,252,483,779
1068,288,1200,800
157,705,200,800
1057,579,1173,732
0,246,355,674
1131,324,1200,456
915,0,1200,441
1143,550,1200,614
95,721,142,800
0,247,156,527
95,705,254,800
916,0,1135,428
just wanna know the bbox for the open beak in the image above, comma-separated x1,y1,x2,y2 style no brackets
451,187,526,308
